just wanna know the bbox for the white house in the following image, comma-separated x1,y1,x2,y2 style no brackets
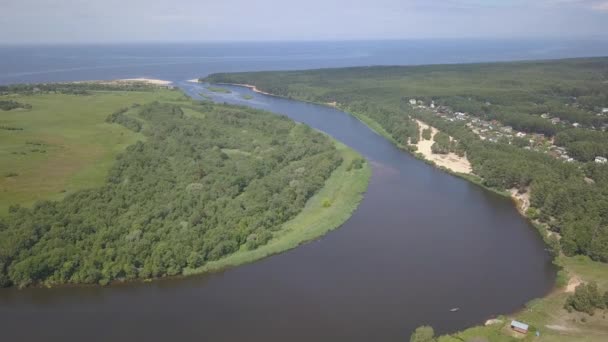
602,108,608,113
516,132,526,138
596,156,608,164
573,122,580,128
409,99,417,105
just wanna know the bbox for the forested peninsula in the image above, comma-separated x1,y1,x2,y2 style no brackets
205,57,608,341
0,83,370,287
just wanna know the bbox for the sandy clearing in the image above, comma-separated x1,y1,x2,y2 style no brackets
187,79,200,83
565,276,583,293
414,120,472,174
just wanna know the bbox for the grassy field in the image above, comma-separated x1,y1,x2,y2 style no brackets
0,89,183,215
185,141,371,276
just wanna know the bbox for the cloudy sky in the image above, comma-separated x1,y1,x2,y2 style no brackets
1,0,608,43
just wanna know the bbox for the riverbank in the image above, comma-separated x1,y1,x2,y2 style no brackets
185,141,370,276
208,82,608,341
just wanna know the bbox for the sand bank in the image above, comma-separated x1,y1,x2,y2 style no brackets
116,78,173,85
414,120,472,174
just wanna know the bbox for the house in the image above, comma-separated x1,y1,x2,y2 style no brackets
573,122,580,128
515,132,526,138
501,126,513,133
510,320,529,334
596,156,608,164
551,118,561,125
541,113,550,119
603,108,608,114
409,99,417,105
430,101,436,109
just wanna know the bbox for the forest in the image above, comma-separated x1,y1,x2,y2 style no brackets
0,100,343,287
0,82,159,95
204,57,608,263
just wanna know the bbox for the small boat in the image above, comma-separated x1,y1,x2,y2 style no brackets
450,307,460,312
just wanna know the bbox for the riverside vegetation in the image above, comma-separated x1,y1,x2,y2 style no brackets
204,57,608,341
0,83,370,288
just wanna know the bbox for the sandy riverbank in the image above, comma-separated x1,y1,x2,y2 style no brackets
116,78,173,85
219,83,276,96
413,120,472,174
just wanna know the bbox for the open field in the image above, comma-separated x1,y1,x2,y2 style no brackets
0,89,183,215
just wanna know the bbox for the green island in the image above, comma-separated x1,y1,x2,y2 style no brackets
242,94,254,100
0,82,370,288
205,86,232,93
205,57,608,341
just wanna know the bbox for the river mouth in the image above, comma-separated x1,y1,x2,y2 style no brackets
0,81,555,342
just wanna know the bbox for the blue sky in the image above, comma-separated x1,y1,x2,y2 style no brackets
1,0,607,43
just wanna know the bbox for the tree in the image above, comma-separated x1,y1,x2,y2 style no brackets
422,127,432,140
565,282,604,315
410,325,435,342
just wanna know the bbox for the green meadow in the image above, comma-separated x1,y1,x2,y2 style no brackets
0,89,183,215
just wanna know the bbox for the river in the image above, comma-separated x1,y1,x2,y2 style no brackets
0,78,555,341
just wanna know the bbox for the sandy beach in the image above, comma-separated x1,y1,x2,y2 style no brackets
116,78,173,85
414,120,472,174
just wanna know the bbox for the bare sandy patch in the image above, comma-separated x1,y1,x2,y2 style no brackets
116,78,172,85
485,319,503,326
223,83,275,96
565,276,583,293
509,188,530,214
414,120,472,174
187,79,200,83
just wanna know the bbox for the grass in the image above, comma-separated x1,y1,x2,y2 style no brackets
0,89,182,215
184,141,371,275
241,94,253,100
206,86,232,94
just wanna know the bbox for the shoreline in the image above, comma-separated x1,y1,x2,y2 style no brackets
72,78,173,86
115,78,173,85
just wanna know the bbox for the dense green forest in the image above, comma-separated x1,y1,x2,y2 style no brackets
205,57,608,262
0,100,344,287
0,82,159,95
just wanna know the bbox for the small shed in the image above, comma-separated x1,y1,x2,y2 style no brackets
510,320,529,334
